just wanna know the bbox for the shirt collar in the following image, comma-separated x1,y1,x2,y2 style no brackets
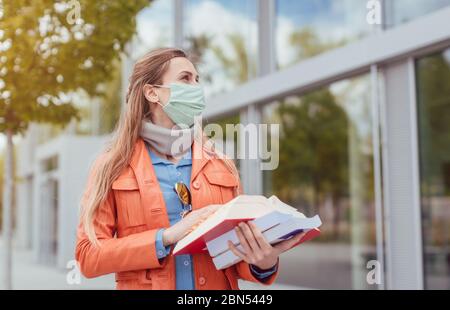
147,142,192,167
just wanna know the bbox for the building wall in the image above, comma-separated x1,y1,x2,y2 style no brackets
16,130,110,269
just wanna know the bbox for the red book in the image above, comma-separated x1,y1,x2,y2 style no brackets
173,195,322,263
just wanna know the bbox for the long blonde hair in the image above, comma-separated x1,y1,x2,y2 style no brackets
80,47,241,246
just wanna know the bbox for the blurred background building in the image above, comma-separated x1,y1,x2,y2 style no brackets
10,0,450,289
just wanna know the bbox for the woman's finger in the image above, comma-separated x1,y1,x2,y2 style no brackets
228,241,249,263
235,225,252,256
273,232,306,253
238,222,262,256
248,221,272,252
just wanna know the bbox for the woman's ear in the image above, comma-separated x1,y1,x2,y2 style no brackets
143,84,159,104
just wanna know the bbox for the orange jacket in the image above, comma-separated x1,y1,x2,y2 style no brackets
75,137,278,289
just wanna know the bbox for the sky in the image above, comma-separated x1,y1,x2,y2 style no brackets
132,0,174,59
118,0,450,88
388,0,450,24
130,0,450,93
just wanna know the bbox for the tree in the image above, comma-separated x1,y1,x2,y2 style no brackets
416,51,450,247
211,33,256,84
0,0,150,289
288,27,347,66
185,32,256,94
273,89,349,235
417,52,450,196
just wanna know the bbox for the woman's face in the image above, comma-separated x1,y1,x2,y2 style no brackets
143,57,200,128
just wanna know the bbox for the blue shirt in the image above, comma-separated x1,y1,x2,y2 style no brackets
146,142,277,289
146,142,195,290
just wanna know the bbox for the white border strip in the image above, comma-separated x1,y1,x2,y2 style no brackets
407,57,425,289
370,64,385,290
378,67,393,289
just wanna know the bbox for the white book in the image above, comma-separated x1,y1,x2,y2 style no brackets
206,195,318,257
212,215,322,270
206,211,290,257
207,212,321,257
173,194,322,265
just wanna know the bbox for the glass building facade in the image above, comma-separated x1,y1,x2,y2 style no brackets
262,75,375,289
275,0,373,68
386,0,450,26
126,0,450,289
183,0,258,97
416,48,450,289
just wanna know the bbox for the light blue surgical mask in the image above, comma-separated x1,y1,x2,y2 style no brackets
154,83,206,128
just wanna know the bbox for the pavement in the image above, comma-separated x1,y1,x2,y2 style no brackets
0,238,115,290
0,236,302,290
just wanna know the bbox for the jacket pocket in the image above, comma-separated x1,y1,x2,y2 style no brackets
115,270,140,282
112,177,146,228
203,172,239,204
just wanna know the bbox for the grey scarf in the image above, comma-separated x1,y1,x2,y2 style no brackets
140,120,195,159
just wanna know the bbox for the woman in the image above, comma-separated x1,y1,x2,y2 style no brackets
75,47,305,290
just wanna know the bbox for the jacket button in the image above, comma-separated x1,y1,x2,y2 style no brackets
198,276,206,286
192,180,200,190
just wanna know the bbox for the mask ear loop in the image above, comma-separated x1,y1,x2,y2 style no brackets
152,84,170,108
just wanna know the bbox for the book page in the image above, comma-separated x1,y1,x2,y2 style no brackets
268,195,305,218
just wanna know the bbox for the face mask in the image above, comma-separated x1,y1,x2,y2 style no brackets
154,83,206,128
140,120,195,159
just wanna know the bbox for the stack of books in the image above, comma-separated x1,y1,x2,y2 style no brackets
173,195,322,270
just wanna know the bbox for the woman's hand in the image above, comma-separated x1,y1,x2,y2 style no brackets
228,221,306,270
162,205,220,246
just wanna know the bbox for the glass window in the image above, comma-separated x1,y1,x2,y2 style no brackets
262,74,378,289
132,0,174,60
204,113,241,172
386,0,450,27
275,0,373,69
183,0,258,98
416,48,450,289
